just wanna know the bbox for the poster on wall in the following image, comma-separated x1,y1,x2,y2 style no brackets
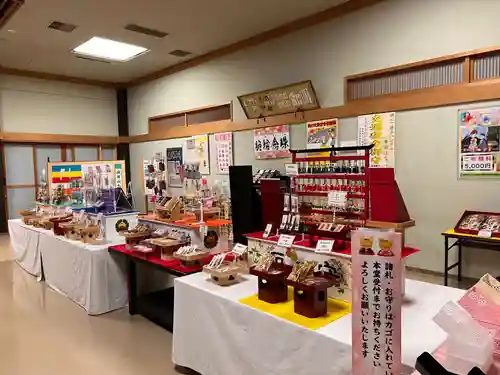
166,147,183,187
183,135,210,175
253,125,290,159
357,112,396,168
459,107,500,177
307,118,338,156
351,229,403,375
214,132,233,174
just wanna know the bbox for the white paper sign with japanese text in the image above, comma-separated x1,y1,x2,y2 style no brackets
352,229,402,375
277,234,295,247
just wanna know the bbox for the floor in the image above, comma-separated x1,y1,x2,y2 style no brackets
0,234,470,375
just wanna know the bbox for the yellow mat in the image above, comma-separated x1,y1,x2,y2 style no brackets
239,288,351,330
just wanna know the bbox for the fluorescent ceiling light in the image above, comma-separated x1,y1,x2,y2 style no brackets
72,37,148,62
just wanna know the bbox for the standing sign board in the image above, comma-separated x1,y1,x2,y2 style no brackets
352,229,403,375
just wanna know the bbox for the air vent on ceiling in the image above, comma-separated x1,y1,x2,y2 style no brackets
125,24,168,38
75,55,111,64
47,21,77,33
169,49,191,57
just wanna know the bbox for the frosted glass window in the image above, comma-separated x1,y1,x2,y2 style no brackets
35,145,61,184
102,147,116,161
5,144,34,185
7,187,35,219
75,146,98,162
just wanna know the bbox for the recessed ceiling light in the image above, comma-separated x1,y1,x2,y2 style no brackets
72,37,149,62
7,29,16,33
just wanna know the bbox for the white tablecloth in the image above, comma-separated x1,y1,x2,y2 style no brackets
173,274,465,375
8,219,128,315
8,219,43,279
39,233,128,315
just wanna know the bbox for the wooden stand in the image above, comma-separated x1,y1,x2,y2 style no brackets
194,207,220,222
156,197,183,221
250,264,291,304
286,277,336,318
149,238,184,260
124,233,150,249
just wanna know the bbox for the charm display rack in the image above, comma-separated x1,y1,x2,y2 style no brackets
287,144,374,246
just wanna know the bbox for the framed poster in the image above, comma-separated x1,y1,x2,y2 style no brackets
214,132,233,174
352,229,403,375
459,106,500,177
183,135,210,175
307,118,338,156
253,125,290,159
238,80,319,119
166,147,183,187
357,112,396,168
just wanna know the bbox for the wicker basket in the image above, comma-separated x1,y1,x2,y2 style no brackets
203,263,241,286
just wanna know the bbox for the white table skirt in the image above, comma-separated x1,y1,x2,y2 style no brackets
39,233,128,315
8,219,43,279
173,273,465,375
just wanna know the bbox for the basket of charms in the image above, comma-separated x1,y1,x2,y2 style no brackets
203,253,241,286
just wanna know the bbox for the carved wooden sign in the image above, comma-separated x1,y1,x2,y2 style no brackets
238,80,319,119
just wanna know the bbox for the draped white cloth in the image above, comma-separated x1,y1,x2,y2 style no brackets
173,273,465,375
8,219,128,315
9,219,43,279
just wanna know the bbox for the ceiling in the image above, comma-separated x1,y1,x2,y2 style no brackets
0,0,347,83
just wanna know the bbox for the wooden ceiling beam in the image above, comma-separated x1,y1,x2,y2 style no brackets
0,0,24,30
127,0,386,86
0,66,123,89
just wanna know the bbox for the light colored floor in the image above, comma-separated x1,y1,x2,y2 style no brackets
0,234,468,375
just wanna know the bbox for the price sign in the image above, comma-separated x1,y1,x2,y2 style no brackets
328,191,347,207
263,224,272,238
462,154,494,172
478,230,492,238
232,243,248,255
285,163,299,176
278,234,295,247
315,239,335,253
200,225,208,237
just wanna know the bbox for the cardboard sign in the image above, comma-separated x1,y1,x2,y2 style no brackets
352,229,403,375
315,239,335,253
278,234,295,247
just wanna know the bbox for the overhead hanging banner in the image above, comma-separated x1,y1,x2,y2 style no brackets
253,125,290,159
459,106,500,177
357,112,396,168
352,229,403,375
214,132,233,174
306,118,338,156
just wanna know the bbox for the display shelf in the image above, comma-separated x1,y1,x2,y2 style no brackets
294,155,366,162
295,191,366,199
297,174,366,180
307,209,363,216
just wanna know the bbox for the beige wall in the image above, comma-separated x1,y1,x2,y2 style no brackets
127,0,500,278
0,75,118,136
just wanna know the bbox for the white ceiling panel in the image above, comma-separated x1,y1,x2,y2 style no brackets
0,0,347,82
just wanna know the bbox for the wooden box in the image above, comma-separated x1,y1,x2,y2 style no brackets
174,251,209,268
250,264,291,304
203,263,240,286
285,276,336,318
